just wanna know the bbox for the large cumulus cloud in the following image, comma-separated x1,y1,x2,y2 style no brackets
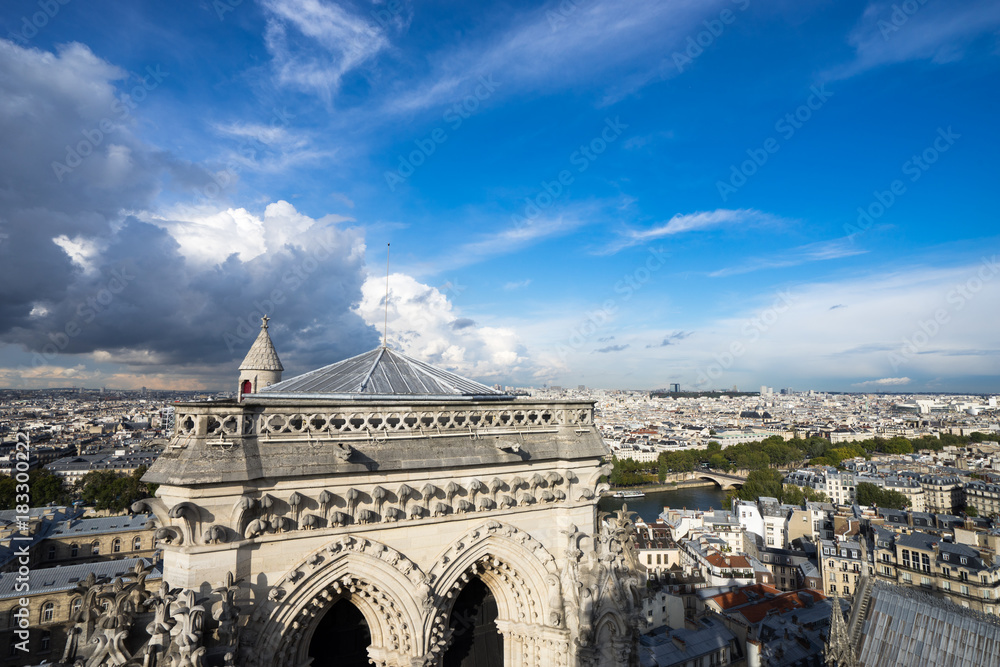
0,39,380,385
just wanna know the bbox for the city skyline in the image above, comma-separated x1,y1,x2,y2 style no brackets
1,0,998,392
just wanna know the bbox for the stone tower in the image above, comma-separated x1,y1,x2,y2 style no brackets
237,315,283,400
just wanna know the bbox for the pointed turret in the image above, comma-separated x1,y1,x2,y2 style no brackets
238,316,283,401
823,587,858,667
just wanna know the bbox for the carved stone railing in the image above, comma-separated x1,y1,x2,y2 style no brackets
173,402,594,443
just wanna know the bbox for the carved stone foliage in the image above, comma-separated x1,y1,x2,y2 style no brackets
61,560,159,667
223,468,586,545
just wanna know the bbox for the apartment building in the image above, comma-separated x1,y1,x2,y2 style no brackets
964,479,1000,517
818,538,867,597
919,474,964,514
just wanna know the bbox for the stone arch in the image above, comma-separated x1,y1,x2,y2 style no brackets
592,611,630,666
250,538,427,667
426,521,561,656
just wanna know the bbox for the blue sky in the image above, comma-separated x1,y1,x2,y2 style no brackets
0,0,998,392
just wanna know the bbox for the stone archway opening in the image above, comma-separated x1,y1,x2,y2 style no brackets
308,598,372,667
443,577,503,667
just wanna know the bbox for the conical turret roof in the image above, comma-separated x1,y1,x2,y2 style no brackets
256,346,507,400
239,316,283,372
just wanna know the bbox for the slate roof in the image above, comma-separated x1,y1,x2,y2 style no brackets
0,557,161,600
51,513,153,537
256,346,507,400
858,581,1000,666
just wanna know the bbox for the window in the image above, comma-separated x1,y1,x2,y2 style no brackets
647,555,652,565
942,580,951,590
92,541,100,555
984,590,992,599
70,543,79,558
843,574,850,582
112,538,121,553
961,557,968,565
943,553,950,561
829,573,836,582
921,554,931,573
133,536,142,550
41,602,54,623
72,598,82,616
47,545,56,560
902,550,911,568
843,586,850,595
961,585,970,596
8,638,18,658
830,585,837,593
40,631,51,652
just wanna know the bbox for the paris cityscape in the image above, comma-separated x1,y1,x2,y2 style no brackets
1,0,998,666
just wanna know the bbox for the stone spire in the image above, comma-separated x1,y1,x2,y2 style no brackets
238,316,283,400
824,588,859,667
239,316,283,372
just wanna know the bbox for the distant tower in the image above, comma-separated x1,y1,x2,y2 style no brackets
238,315,283,401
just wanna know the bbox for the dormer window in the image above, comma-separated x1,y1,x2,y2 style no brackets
943,553,949,561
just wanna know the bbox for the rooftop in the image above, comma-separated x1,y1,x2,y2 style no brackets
253,346,509,400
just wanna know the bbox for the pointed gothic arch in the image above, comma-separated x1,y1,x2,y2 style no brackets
249,538,428,667
426,521,571,663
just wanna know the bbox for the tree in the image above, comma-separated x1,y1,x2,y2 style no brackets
708,453,730,471
0,469,72,510
856,482,910,510
734,469,784,502
77,466,155,513
965,505,979,517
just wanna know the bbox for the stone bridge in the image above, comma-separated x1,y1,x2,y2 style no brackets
691,471,746,490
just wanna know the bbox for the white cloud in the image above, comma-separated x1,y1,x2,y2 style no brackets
142,200,353,267
603,209,779,254
380,0,726,116
356,272,531,382
709,237,868,277
831,1,1000,79
261,0,389,102
853,377,911,387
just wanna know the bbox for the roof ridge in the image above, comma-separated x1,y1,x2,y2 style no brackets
359,346,387,393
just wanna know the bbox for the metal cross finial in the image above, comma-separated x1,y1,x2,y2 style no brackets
261,315,270,329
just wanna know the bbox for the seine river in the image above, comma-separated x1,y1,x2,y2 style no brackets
597,486,729,523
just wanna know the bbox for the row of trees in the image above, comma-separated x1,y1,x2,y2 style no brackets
609,431,998,490
0,467,157,513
